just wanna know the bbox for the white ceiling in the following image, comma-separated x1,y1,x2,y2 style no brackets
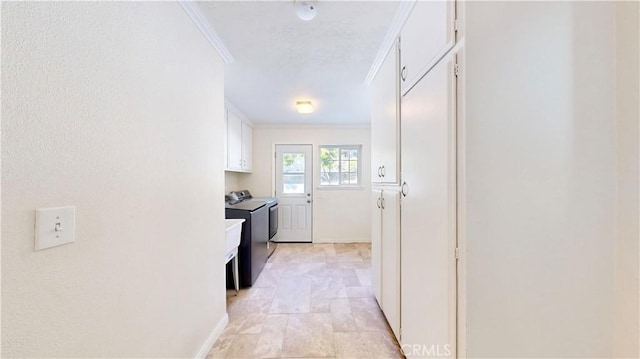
198,1,401,125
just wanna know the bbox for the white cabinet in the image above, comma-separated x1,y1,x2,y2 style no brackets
241,122,252,172
371,188,401,340
369,0,459,351
400,51,457,357
371,189,383,304
227,110,242,171
371,41,399,184
400,0,455,95
226,108,252,172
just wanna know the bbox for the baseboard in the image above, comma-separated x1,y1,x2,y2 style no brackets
314,237,371,244
194,313,229,359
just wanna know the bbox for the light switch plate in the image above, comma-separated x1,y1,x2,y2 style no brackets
35,206,76,251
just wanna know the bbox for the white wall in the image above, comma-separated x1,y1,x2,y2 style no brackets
614,2,640,357
463,2,617,357
225,171,241,193
1,2,227,357
238,126,371,242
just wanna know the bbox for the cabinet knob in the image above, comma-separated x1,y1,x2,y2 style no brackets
401,66,407,82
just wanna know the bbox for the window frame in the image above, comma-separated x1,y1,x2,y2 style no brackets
318,144,362,188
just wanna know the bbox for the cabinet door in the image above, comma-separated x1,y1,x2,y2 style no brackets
227,110,242,171
400,0,455,95
241,122,252,172
381,189,401,340
400,52,457,356
371,189,383,306
371,41,399,184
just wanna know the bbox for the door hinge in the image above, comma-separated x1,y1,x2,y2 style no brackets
455,247,460,260
454,63,459,77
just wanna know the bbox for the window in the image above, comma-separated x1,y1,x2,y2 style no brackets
319,145,361,186
282,152,306,194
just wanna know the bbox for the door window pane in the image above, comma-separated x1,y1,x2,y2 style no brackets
282,153,305,194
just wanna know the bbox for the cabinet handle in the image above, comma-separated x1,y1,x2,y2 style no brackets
381,165,385,177
401,182,409,197
377,197,381,209
377,166,382,178
381,195,385,209
401,66,407,82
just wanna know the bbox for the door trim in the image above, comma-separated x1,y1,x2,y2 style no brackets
454,44,467,359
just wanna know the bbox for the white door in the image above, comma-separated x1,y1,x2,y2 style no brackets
400,52,457,357
371,41,399,184
371,188,383,305
226,110,242,171
400,0,455,95
275,144,313,243
241,122,252,171
381,189,401,340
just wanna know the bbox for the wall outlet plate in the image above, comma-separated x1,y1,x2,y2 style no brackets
35,206,76,251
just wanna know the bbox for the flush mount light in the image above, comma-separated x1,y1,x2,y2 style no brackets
295,0,317,21
296,101,314,114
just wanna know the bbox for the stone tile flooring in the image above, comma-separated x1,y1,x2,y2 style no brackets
207,243,404,358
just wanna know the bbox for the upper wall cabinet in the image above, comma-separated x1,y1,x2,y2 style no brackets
371,41,400,185
400,0,456,95
226,107,252,172
241,122,252,172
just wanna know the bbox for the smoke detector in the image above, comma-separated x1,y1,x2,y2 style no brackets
295,1,317,21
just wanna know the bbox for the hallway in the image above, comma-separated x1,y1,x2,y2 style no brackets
208,243,404,358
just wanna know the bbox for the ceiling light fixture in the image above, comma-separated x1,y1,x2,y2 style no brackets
295,0,317,21
296,101,314,114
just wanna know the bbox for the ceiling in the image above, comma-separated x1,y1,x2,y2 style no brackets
197,1,401,125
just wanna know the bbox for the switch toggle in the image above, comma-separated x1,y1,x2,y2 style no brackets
35,206,75,251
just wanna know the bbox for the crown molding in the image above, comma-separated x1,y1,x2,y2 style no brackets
224,100,253,125
179,1,235,64
364,0,416,85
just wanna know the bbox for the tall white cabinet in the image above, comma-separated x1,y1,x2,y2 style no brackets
370,0,458,356
400,50,458,357
373,1,627,357
370,36,402,342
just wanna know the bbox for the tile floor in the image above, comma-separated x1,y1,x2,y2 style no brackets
208,243,404,359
